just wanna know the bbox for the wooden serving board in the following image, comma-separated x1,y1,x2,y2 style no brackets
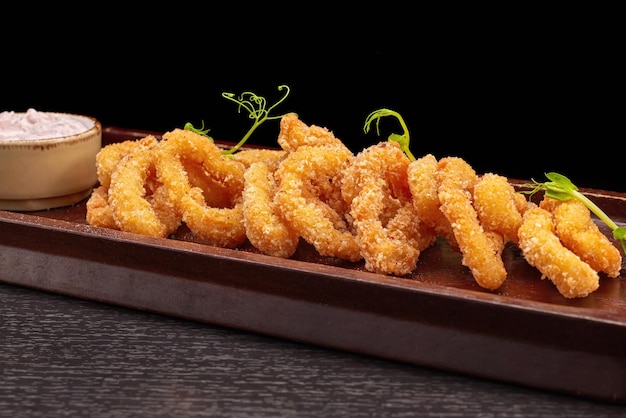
1,126,625,404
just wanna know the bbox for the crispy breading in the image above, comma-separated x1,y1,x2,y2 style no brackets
85,185,118,229
407,154,458,251
155,129,246,247
108,137,181,238
474,173,528,244
243,160,299,258
437,157,507,290
342,142,436,276
518,205,600,298
277,113,346,153
274,144,360,261
540,197,622,278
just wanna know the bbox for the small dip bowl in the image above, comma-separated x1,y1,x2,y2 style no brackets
0,110,102,211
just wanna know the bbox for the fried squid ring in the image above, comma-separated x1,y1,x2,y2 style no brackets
518,205,599,298
407,154,458,251
87,136,158,229
277,113,346,153
540,197,622,278
436,157,507,290
274,144,360,261
342,141,436,276
155,128,247,248
95,137,153,189
473,173,528,244
107,137,182,238
243,161,300,258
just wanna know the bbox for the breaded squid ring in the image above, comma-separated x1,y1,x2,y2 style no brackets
107,137,182,238
243,161,300,258
274,144,360,261
407,154,458,251
277,113,346,153
342,142,436,276
518,205,600,298
95,137,153,189
540,197,622,278
155,129,247,248
87,136,159,229
473,173,528,244
436,157,507,290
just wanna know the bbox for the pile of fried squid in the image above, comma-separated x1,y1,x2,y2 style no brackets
86,113,622,299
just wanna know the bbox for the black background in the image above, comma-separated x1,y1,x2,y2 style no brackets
3,6,623,192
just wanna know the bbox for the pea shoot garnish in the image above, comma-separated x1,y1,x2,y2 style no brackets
219,84,291,155
185,84,292,155
522,172,626,253
364,108,416,162
184,121,210,136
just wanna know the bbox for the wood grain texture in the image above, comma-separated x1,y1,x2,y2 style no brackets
1,283,624,418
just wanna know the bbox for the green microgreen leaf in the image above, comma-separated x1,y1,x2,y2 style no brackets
363,108,416,161
184,85,292,156
183,121,212,140
521,172,626,254
220,84,292,155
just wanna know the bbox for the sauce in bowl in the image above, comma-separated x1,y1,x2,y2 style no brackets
0,108,95,141
0,109,101,211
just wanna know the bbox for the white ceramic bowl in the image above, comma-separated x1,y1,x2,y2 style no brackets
0,111,102,211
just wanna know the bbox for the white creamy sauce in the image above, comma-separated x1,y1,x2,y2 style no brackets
0,108,94,141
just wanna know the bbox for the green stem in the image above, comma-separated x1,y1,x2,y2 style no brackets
363,108,415,161
572,190,619,231
221,120,261,156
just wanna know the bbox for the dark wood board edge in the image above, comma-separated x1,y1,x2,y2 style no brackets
1,208,625,403
2,125,626,404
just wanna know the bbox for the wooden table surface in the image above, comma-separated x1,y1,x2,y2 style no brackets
1,282,625,417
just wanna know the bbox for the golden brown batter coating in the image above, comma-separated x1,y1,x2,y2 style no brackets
155,129,246,247
518,205,600,298
540,197,622,278
277,113,346,153
436,157,507,290
108,137,181,238
342,142,436,276
274,144,360,261
407,154,458,251
243,160,299,258
85,185,118,230
474,173,528,244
